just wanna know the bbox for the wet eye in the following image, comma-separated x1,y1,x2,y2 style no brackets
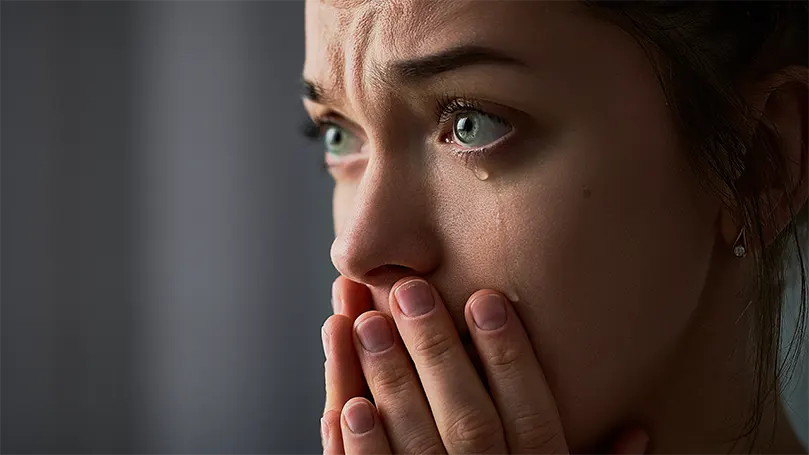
323,124,361,157
452,112,511,148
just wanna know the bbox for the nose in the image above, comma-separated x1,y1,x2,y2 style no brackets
330,159,440,288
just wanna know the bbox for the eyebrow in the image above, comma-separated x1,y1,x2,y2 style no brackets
301,78,327,103
301,45,528,103
391,44,528,81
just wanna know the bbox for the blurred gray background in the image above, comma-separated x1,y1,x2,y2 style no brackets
3,1,333,452
1,1,806,453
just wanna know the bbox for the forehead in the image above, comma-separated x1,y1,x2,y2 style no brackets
303,1,575,97
304,0,460,86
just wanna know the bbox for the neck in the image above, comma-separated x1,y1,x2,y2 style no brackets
636,254,806,454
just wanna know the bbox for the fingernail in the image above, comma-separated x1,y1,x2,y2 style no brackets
356,315,393,353
321,325,330,359
470,294,507,331
331,280,343,314
394,279,434,317
320,417,329,448
345,401,375,434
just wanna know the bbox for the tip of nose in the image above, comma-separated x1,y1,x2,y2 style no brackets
331,235,418,286
329,238,359,281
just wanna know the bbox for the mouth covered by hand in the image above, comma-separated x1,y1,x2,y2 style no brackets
320,275,649,454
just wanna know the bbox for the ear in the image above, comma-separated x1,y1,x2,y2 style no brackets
723,66,808,251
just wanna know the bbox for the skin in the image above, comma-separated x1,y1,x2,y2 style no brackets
302,1,809,453
322,277,650,454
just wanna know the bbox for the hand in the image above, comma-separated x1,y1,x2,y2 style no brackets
321,276,649,454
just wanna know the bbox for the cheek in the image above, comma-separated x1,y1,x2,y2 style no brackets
332,182,356,234
498,127,716,448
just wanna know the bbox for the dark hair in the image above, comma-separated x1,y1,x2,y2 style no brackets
584,1,808,451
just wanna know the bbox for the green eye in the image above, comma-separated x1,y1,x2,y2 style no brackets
323,124,360,157
453,112,511,148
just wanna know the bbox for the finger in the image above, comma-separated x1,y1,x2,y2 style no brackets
464,291,569,454
340,397,392,455
390,278,507,455
322,409,344,455
333,276,372,320
609,427,649,454
323,314,367,414
353,311,446,454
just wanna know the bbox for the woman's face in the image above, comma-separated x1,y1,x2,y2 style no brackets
303,0,721,448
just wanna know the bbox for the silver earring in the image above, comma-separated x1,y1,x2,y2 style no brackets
733,228,747,258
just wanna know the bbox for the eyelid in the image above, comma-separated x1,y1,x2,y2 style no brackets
434,97,513,138
435,97,482,123
309,110,367,142
433,97,519,170
435,96,512,129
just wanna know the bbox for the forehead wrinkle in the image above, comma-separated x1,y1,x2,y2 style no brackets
416,3,468,49
347,7,375,91
325,39,343,92
306,0,347,101
310,1,463,115
319,0,369,9
378,0,406,42
328,6,363,97
381,1,468,56
340,6,382,119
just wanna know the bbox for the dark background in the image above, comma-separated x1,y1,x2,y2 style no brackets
3,1,333,452
1,1,806,453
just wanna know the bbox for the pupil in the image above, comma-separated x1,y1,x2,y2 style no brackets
456,115,475,140
327,127,343,146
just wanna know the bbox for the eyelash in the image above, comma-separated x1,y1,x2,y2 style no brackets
300,118,322,140
433,94,509,167
300,95,509,169
433,95,484,123
300,118,335,173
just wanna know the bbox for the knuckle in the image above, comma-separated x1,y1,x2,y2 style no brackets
485,343,522,371
511,409,565,452
323,409,341,430
369,362,413,396
399,431,445,455
444,408,503,454
411,329,456,366
323,313,350,334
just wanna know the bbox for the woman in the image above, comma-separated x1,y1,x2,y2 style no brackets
302,1,808,453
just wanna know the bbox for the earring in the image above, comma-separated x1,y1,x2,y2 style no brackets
733,228,747,258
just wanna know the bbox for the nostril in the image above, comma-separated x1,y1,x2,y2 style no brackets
363,264,415,286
